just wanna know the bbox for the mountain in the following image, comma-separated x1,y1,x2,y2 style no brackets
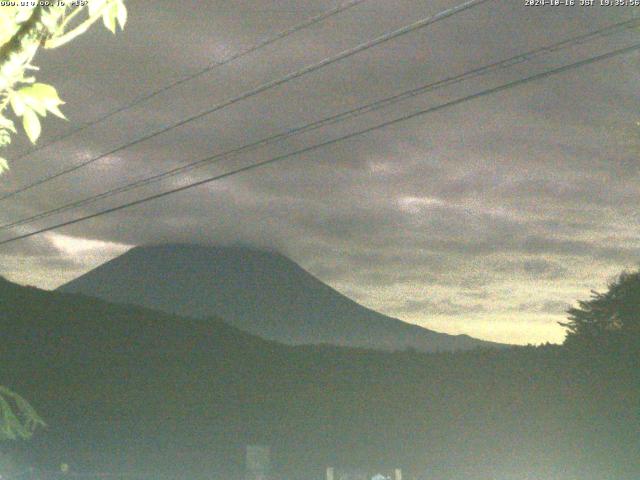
0,275,282,479
2,276,638,480
58,244,499,351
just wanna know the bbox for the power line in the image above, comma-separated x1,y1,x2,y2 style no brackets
6,0,372,164
0,0,492,202
2,18,637,232
1,42,637,247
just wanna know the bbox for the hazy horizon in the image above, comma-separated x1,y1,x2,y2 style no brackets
2,238,631,345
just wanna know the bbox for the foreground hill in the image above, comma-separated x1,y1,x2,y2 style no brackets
58,244,500,352
1,277,639,480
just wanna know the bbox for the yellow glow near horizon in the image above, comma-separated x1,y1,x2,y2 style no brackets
2,233,632,345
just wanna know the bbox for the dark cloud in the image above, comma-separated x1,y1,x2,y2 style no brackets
492,258,568,279
0,0,638,344
517,300,571,315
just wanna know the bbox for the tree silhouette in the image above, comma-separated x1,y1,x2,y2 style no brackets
560,269,640,349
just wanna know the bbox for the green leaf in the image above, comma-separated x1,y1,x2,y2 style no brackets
0,386,45,440
18,83,66,120
102,2,118,33
12,87,45,116
116,0,127,29
41,9,62,31
0,130,11,147
22,108,41,144
47,103,67,120
9,92,25,117
0,115,16,133
88,0,108,17
15,6,34,24
23,83,61,104
27,98,47,117
0,157,9,174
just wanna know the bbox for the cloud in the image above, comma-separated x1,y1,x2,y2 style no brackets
0,1,638,343
492,258,568,279
395,298,487,316
517,300,571,315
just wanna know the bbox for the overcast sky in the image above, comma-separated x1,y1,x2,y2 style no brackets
1,0,639,344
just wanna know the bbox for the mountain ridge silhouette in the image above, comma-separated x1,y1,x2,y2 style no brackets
58,244,502,351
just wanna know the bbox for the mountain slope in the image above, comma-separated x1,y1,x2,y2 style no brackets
0,275,293,479
2,276,638,480
58,244,499,351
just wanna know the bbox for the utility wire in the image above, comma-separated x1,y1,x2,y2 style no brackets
0,18,637,232
0,0,492,202
1,42,637,247
5,0,371,165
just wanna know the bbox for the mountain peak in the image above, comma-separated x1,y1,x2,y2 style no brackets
59,244,502,352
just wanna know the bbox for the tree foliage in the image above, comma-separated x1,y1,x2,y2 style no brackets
2,275,638,479
561,269,640,348
0,0,127,173
0,386,45,440
1,0,127,442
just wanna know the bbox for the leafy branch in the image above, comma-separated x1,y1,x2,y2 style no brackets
0,386,46,440
0,0,127,174
0,0,127,443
